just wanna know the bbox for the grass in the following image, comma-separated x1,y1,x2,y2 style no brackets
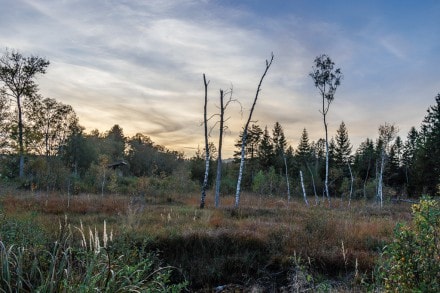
0,189,413,291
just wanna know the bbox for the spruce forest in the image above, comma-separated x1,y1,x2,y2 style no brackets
0,49,439,292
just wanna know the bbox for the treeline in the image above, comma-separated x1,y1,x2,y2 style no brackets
215,97,439,200
1,49,439,200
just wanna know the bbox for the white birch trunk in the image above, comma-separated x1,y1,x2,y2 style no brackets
306,163,319,205
378,151,385,208
300,170,309,206
283,154,291,203
347,162,353,207
235,133,247,207
200,74,210,209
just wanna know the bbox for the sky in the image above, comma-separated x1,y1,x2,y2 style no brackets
1,0,439,157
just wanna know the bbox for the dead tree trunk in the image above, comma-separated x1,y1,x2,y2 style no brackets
306,162,319,205
214,90,224,208
378,150,385,208
300,170,309,206
283,153,291,203
235,53,274,208
200,74,210,209
347,161,353,207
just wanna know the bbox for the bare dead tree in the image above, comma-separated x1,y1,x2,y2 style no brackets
200,74,210,209
213,88,239,208
235,53,274,208
214,89,224,208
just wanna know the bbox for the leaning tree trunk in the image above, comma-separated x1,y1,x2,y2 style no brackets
200,74,210,209
306,162,319,205
235,53,274,208
214,90,224,208
377,151,385,208
300,170,309,206
347,162,354,207
363,159,371,199
283,153,291,203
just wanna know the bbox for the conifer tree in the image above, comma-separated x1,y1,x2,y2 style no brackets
296,128,311,163
334,121,352,167
272,121,287,174
417,94,440,195
258,126,273,170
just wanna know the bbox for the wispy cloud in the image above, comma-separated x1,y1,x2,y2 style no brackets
1,0,439,156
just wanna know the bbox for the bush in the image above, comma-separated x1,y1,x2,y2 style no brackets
378,196,440,292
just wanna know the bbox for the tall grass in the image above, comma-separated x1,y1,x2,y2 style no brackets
0,215,187,292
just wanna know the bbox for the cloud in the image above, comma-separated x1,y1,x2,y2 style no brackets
2,0,439,157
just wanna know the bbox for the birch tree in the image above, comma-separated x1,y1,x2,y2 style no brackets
0,49,49,177
235,53,274,208
309,54,342,204
377,123,397,208
200,74,210,209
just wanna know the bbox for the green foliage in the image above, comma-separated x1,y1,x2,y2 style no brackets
0,214,48,248
251,167,281,196
378,197,440,292
0,218,187,292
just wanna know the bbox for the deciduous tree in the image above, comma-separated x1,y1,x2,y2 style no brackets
377,123,397,207
309,54,342,204
0,49,49,177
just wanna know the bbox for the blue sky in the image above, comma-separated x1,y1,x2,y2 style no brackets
1,0,439,157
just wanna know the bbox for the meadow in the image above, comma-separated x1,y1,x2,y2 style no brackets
0,185,416,292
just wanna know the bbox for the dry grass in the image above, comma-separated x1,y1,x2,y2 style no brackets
0,189,412,290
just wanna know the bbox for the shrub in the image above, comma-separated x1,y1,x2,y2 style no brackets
378,196,440,292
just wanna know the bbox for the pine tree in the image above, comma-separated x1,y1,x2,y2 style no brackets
258,126,273,170
296,128,311,163
272,121,287,174
416,94,440,195
334,121,352,167
354,138,376,199
402,127,419,195
233,124,262,161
